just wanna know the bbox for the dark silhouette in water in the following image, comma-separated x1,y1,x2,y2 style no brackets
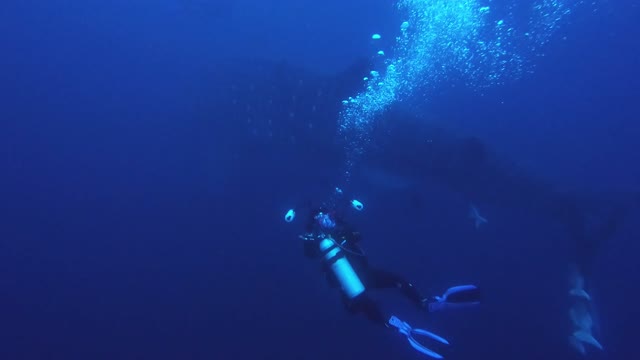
202,56,637,276
363,110,638,276
202,57,636,354
361,108,638,355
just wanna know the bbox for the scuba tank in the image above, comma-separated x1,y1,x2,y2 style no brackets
318,237,365,299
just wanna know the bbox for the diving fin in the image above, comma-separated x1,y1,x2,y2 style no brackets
573,329,604,351
428,285,481,312
569,273,591,301
388,315,449,359
569,288,591,301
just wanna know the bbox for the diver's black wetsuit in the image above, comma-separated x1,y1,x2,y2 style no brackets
303,209,425,326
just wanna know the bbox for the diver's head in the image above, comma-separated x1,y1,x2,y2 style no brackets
314,211,336,230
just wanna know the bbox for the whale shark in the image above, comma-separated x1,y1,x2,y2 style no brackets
200,57,634,357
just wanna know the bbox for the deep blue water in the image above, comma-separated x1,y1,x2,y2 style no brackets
0,1,638,359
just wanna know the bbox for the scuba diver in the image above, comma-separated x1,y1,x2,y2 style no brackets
294,203,482,358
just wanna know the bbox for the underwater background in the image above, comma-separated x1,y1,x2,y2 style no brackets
0,0,638,359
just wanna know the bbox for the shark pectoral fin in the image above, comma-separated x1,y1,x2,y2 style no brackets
569,288,591,301
570,334,587,355
573,330,604,350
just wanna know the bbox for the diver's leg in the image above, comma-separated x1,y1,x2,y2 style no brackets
367,268,426,309
348,293,452,358
346,293,388,326
367,268,482,312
